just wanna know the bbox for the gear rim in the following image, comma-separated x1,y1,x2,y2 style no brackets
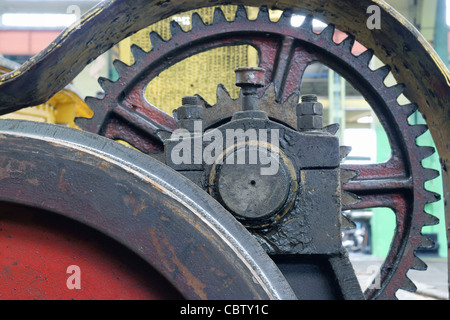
75,6,441,299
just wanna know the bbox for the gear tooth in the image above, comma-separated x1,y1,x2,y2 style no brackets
213,7,228,23
400,275,417,293
76,97,105,133
235,5,248,21
84,96,108,116
112,59,129,77
98,77,114,92
257,6,270,22
170,19,183,36
319,24,335,41
74,116,89,126
216,84,232,102
149,31,165,48
341,213,356,230
262,83,277,100
389,83,405,98
193,94,209,108
278,9,293,24
401,103,418,117
412,255,428,271
342,191,361,206
423,211,440,226
84,96,102,109
357,49,374,66
339,146,352,161
300,14,314,31
373,65,391,81
424,189,441,205
191,12,205,27
339,35,355,52
419,234,435,249
74,116,95,131
410,124,428,138
418,146,436,161
284,89,300,107
423,167,440,182
130,44,146,61
341,168,359,184
323,123,340,135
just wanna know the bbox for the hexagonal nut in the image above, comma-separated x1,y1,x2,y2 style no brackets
176,105,204,120
296,102,323,116
298,115,323,130
177,119,203,132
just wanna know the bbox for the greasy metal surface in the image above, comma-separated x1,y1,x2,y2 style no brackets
135,8,441,298
0,119,296,300
212,146,292,220
167,93,364,299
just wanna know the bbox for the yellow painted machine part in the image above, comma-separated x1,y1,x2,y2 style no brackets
0,67,92,128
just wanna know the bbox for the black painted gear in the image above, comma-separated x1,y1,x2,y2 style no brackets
75,6,441,299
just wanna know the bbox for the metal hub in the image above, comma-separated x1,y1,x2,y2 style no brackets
210,144,294,223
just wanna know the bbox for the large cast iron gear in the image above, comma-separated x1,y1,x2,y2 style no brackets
74,6,441,299
0,0,448,300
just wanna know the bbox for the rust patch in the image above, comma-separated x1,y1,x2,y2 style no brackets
123,193,147,216
58,168,75,195
26,178,40,186
160,216,171,222
149,227,207,299
0,157,35,181
0,165,9,180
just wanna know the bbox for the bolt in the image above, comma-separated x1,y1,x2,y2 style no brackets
235,67,265,88
182,96,200,106
235,67,265,111
176,96,204,132
297,94,323,131
301,94,318,103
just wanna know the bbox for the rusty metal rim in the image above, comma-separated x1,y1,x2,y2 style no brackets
0,119,297,300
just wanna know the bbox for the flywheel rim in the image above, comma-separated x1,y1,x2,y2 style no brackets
0,119,297,300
